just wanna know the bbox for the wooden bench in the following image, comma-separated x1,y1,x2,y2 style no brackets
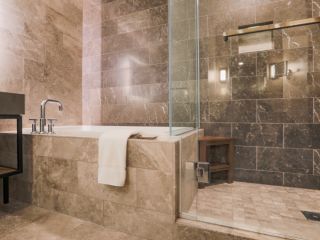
198,136,235,183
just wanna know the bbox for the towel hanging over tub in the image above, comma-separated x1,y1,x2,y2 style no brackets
98,129,138,187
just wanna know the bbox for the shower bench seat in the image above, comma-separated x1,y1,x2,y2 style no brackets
198,136,235,184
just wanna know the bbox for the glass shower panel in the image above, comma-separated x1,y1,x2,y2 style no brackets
168,0,200,220
169,0,200,136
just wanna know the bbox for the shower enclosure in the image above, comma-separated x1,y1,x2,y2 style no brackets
169,1,320,240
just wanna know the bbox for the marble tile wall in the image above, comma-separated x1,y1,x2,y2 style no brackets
82,0,169,125
0,132,184,240
200,0,320,189
0,0,83,130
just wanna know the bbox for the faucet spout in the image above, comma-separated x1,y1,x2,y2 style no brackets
40,99,63,119
39,99,63,133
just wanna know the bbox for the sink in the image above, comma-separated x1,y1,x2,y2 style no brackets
0,92,25,115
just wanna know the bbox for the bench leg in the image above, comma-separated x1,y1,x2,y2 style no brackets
3,177,9,204
227,142,234,183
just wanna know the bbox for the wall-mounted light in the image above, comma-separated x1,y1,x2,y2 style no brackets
268,61,289,80
238,62,244,66
270,64,276,79
219,68,227,82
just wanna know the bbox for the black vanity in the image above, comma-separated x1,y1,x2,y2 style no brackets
0,92,24,204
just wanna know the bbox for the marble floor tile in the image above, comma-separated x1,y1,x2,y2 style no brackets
0,202,147,240
187,182,320,240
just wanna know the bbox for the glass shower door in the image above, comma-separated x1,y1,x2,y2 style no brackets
168,0,200,219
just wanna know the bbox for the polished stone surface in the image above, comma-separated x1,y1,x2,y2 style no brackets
0,0,82,129
0,201,289,240
187,182,320,240
232,123,283,147
0,201,145,240
83,0,169,125
199,0,320,188
176,219,284,240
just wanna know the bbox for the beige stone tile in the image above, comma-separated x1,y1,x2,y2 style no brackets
0,0,82,128
76,161,104,198
0,202,49,236
32,182,59,211
58,222,104,240
65,223,143,240
32,136,52,157
103,201,174,240
180,132,197,164
0,209,147,240
32,156,49,183
186,182,320,240
58,222,106,240
175,223,234,240
53,190,104,225
44,158,78,193
33,179,104,225
30,155,78,194
51,137,98,162
0,201,48,221
1,211,84,240
0,211,30,236
128,140,174,174
136,168,174,214
77,161,137,206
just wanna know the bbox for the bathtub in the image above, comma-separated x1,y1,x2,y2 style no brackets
0,125,199,239
22,125,195,138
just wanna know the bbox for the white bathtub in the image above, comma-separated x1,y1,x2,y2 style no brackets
22,125,195,139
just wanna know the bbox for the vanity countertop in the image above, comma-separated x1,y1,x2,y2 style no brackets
0,92,25,115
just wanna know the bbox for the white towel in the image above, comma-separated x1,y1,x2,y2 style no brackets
98,129,138,186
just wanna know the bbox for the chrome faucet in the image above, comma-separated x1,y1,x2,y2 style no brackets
39,99,63,133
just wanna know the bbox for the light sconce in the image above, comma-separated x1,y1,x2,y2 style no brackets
219,69,227,82
270,64,276,79
268,61,288,80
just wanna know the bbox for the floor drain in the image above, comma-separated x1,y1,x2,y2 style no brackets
302,211,320,222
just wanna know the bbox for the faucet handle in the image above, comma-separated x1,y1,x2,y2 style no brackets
29,118,38,134
47,118,57,134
